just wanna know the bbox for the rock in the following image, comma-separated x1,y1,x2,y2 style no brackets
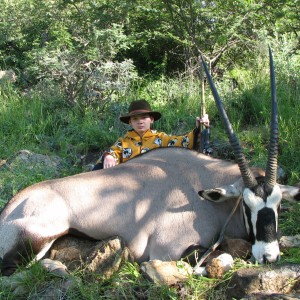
219,237,252,259
40,259,69,277
242,293,300,299
0,270,31,295
85,237,133,279
280,235,300,248
1,236,132,298
140,260,193,285
48,235,98,270
205,253,234,278
190,237,251,278
0,159,7,168
25,275,81,300
226,263,300,299
5,150,62,176
0,259,80,298
0,69,16,82
29,285,65,300
48,235,133,279
192,250,230,277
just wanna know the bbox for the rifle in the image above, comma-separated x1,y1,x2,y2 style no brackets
199,61,213,155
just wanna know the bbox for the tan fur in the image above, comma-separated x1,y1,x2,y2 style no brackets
0,147,299,275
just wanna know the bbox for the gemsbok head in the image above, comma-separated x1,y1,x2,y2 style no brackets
199,48,299,263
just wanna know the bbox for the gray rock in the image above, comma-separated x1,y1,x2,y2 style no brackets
226,264,300,299
140,260,193,285
0,69,16,82
280,235,300,248
219,237,252,259
48,235,133,279
11,149,62,170
205,253,234,279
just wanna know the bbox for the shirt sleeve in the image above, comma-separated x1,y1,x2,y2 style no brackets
159,128,199,149
97,138,124,165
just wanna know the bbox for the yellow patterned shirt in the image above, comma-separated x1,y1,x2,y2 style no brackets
100,128,198,165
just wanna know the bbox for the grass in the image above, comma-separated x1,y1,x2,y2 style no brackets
279,202,300,236
0,54,300,298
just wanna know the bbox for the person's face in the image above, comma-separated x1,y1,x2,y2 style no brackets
129,114,154,136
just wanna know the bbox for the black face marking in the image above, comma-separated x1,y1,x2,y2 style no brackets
243,202,255,244
251,182,273,203
256,207,277,243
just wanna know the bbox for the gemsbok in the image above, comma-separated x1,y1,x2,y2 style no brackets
0,49,299,276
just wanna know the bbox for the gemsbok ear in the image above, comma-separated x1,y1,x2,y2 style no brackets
279,184,300,202
199,183,242,203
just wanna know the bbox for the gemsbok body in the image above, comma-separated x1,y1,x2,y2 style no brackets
0,49,299,276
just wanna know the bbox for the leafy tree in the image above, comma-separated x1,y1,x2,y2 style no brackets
0,0,139,110
0,0,298,83
157,0,299,73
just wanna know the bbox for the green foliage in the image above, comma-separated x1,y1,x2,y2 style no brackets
204,39,300,183
131,75,203,134
279,203,300,236
280,248,300,264
1,0,298,82
0,0,138,113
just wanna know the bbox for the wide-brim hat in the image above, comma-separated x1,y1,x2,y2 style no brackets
119,99,161,124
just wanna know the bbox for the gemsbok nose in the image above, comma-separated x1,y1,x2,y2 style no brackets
263,253,280,264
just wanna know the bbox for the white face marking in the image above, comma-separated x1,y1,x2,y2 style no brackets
266,185,282,208
252,240,280,264
242,185,282,263
267,185,282,232
243,188,265,238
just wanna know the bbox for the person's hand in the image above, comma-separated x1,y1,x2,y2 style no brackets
196,114,210,128
103,154,116,169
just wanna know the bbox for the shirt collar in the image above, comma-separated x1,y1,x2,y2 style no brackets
125,129,157,139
